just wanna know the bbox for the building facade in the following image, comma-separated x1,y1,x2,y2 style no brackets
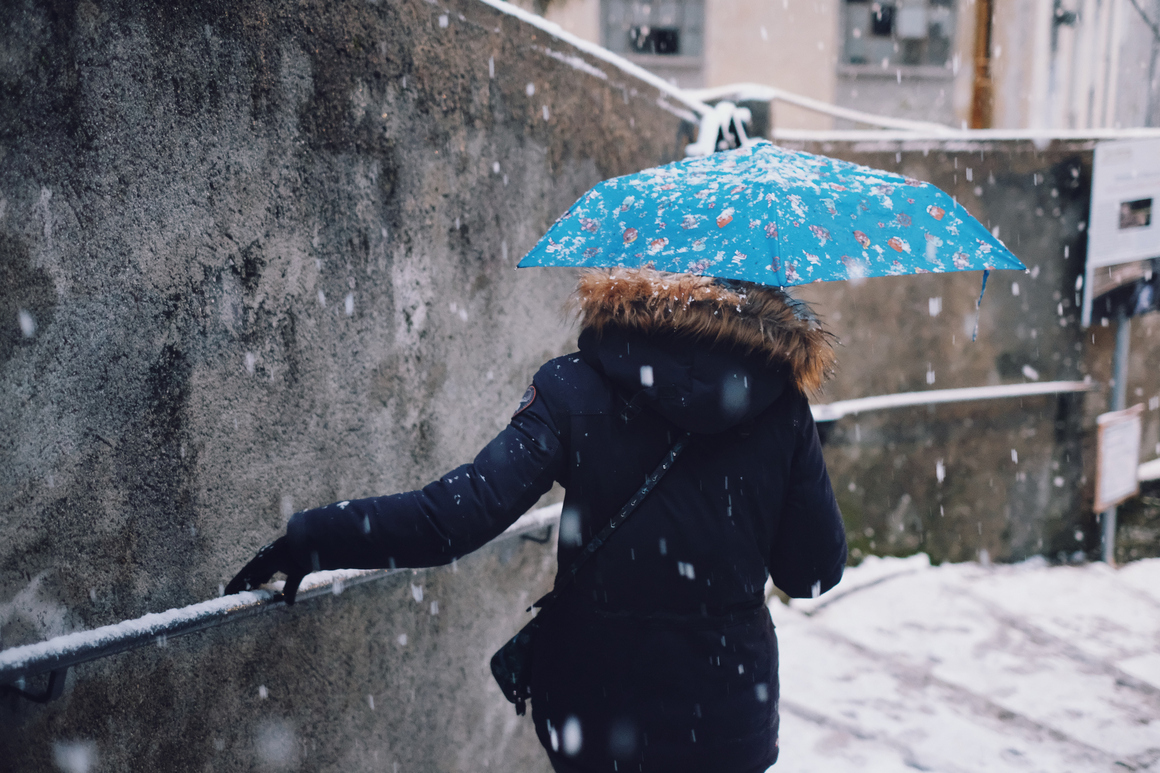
520,0,1160,130
519,0,841,128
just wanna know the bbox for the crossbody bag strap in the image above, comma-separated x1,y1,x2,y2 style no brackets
532,431,692,611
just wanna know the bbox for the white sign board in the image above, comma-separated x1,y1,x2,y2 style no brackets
1095,403,1144,512
1082,139,1160,326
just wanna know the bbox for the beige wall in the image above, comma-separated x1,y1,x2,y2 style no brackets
834,73,957,127
990,0,1054,129
949,0,980,128
519,0,601,41
989,0,1151,131
704,0,838,129
524,0,839,129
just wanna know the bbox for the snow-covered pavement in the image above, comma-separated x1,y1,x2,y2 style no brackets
769,555,1160,772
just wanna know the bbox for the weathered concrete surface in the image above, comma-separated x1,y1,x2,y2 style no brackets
782,139,1160,566
0,0,692,769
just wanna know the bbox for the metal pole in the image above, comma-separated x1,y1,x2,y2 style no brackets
970,0,995,128
1102,313,1132,564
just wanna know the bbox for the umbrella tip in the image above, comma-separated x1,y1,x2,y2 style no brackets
971,269,991,342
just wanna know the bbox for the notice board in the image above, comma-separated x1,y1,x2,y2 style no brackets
1095,403,1144,512
1083,138,1160,327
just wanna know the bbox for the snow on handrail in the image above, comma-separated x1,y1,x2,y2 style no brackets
0,574,372,687
502,500,562,535
0,503,562,688
811,380,1097,423
1138,458,1160,482
687,82,956,134
770,127,1160,144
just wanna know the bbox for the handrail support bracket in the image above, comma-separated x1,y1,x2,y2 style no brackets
2,666,68,704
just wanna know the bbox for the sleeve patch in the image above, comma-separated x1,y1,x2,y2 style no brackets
512,384,537,418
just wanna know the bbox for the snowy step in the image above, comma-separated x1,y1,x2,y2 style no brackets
769,556,1160,771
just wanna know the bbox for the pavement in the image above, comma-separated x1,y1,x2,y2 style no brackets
768,554,1160,772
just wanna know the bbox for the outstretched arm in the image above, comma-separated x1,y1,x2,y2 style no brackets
226,387,565,601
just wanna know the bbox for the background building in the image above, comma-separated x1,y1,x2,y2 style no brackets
520,0,1160,130
517,0,841,128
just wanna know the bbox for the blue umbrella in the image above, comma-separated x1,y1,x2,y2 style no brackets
518,141,1025,286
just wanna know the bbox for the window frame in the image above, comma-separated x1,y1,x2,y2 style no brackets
839,0,960,80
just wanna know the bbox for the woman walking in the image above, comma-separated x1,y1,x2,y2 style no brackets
227,267,847,772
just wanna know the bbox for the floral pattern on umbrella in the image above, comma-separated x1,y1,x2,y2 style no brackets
520,141,1025,286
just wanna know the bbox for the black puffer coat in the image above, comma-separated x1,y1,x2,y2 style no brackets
284,269,846,773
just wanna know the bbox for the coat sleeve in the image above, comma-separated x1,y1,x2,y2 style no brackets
284,387,566,571
767,395,847,598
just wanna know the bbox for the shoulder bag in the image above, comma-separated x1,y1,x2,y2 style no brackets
490,432,691,715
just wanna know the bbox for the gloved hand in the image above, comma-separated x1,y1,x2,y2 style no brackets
224,537,309,605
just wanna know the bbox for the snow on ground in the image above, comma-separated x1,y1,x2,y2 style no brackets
769,555,1160,772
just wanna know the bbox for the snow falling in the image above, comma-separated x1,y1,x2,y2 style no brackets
254,719,297,768
775,555,1160,770
17,309,36,337
6,1,1160,771
561,716,582,756
52,741,97,773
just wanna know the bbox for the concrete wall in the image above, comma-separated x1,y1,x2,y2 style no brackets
780,138,1153,565
0,0,692,769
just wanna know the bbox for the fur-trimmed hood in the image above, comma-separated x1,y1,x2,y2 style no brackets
573,268,835,394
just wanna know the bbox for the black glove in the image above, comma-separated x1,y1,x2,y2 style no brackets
225,537,309,605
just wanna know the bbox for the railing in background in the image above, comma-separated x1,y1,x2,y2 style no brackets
810,380,1097,422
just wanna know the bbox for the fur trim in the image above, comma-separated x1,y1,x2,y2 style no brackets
573,268,836,394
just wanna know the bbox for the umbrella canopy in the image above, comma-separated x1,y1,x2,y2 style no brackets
518,141,1025,285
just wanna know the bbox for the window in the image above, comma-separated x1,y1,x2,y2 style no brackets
1120,199,1153,230
630,26,681,55
602,0,705,59
843,0,957,69
871,4,895,36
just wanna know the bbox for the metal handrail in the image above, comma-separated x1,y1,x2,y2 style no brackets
0,503,561,702
811,380,1097,423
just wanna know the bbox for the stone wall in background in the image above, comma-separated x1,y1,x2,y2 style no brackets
783,138,1160,566
0,0,692,769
